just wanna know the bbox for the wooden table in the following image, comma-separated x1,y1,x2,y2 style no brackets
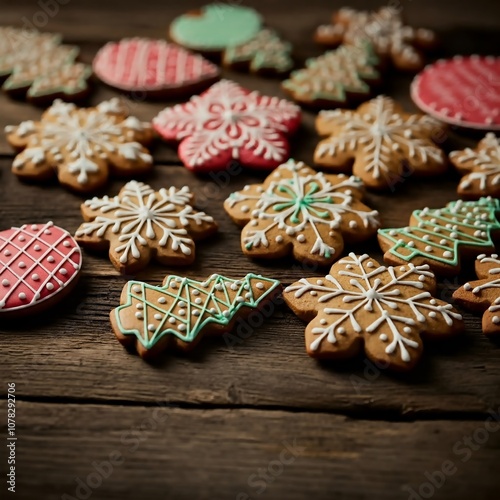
1,1,500,498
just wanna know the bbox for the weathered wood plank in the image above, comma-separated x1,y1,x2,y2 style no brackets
2,400,500,500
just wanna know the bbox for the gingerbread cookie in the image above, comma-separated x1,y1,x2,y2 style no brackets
75,181,217,274
453,254,500,335
0,222,82,318
93,38,220,98
169,3,262,55
378,198,500,276
411,56,500,130
315,7,437,71
224,159,380,265
153,80,301,172
314,96,446,190
450,134,500,199
111,273,281,358
284,253,463,371
223,29,293,76
5,98,153,193
282,42,380,108
0,26,91,103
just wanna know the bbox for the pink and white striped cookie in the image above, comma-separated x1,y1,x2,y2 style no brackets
0,221,82,317
93,38,220,98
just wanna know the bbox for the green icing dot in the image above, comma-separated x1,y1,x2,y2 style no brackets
171,4,262,51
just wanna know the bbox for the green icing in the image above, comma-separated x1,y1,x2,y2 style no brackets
378,198,500,266
114,273,280,350
171,3,262,51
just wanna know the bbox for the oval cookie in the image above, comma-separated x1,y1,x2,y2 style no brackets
411,56,500,130
93,38,220,98
0,222,82,317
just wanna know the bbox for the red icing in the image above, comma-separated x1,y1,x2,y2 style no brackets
0,222,82,313
153,79,301,172
93,38,220,92
411,56,500,130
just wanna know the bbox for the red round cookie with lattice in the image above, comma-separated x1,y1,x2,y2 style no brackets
153,79,301,172
93,38,220,98
411,56,500,130
0,222,82,318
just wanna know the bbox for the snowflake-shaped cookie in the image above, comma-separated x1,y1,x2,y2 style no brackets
153,79,301,172
453,254,500,336
314,7,437,71
314,96,446,190
75,181,218,273
5,99,154,193
450,134,500,199
0,26,91,102
224,159,380,265
284,253,463,371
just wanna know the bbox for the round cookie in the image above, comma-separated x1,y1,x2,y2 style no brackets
93,38,220,98
411,56,500,130
0,222,82,318
169,4,262,55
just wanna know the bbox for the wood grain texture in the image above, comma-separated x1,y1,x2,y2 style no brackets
2,400,500,500
1,1,500,499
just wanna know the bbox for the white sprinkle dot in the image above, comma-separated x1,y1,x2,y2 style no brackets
18,292,27,300
46,283,54,291
154,314,162,320
32,274,40,281
2,279,10,287
379,334,388,341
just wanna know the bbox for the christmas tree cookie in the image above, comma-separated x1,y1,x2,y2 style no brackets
378,198,500,276
111,273,281,358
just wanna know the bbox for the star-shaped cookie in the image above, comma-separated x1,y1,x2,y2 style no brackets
224,159,380,265
5,99,154,193
453,254,500,336
314,96,446,190
75,181,218,274
450,134,500,199
153,79,301,172
284,253,463,371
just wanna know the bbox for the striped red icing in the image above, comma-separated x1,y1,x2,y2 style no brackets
93,38,220,92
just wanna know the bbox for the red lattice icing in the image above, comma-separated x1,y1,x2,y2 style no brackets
0,222,82,313
93,38,220,92
411,56,500,130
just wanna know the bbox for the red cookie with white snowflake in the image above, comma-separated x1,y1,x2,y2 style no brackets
411,56,500,130
153,79,301,172
0,222,82,318
93,38,220,99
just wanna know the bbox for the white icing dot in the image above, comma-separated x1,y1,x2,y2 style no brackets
464,283,471,291
179,324,186,332
60,269,67,275
18,292,26,300
2,279,10,287
316,280,324,285
286,227,295,235
18,235,25,242
18,261,26,269
240,205,249,213
297,234,306,243
171,282,177,289
32,274,40,281
418,275,426,282
136,303,143,310
31,224,38,231
3,250,11,257
349,221,357,228
275,235,284,243
135,312,143,319
132,286,141,293
47,256,55,263
179,309,186,316
192,290,200,296
63,241,71,247
320,319,327,325
34,245,41,251
148,324,155,332
158,297,166,304
367,262,374,268
256,282,264,290
154,314,162,320
425,246,433,252
379,334,388,341
403,327,412,334
195,298,202,304
443,251,453,258
310,290,317,296
337,327,346,334
230,283,238,291
46,283,54,291
429,311,437,318
493,316,500,324
169,317,176,324
193,310,200,316
236,296,244,303
407,241,415,248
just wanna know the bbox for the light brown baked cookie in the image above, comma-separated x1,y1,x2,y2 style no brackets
284,252,463,371
224,159,380,266
314,6,437,72
110,273,281,359
453,254,500,336
378,198,500,276
449,133,500,200
75,181,218,274
314,96,446,190
5,98,153,193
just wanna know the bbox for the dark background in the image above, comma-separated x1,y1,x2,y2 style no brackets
1,1,500,499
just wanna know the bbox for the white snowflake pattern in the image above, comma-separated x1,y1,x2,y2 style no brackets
5,99,153,192
314,96,446,189
450,133,500,198
153,79,301,171
284,253,463,368
75,181,217,272
224,160,379,264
